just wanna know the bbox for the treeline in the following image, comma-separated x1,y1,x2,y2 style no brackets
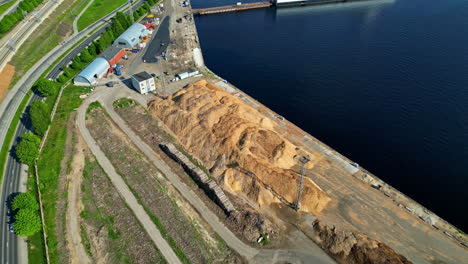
133,0,158,21
0,0,45,34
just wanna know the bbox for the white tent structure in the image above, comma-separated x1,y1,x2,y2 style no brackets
74,58,110,86
113,23,148,49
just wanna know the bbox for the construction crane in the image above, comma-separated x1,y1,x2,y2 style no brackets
295,155,310,211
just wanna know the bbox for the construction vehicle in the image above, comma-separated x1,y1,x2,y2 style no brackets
114,65,123,76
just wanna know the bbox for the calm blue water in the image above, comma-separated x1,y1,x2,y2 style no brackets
193,0,468,231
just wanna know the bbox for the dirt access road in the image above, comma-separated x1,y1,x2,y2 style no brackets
76,92,183,264
77,85,336,264
65,133,91,264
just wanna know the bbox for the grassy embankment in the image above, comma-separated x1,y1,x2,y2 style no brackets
7,0,90,88
76,0,127,31
0,0,18,16
28,85,91,263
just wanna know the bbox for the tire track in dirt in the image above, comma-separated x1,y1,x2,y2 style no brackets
65,132,91,264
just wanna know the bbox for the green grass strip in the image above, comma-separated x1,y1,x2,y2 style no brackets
0,0,17,16
35,85,91,264
0,90,33,183
77,0,127,31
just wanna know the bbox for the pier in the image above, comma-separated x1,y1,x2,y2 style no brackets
192,1,272,16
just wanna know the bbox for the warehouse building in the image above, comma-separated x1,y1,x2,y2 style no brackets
131,71,155,94
100,46,125,66
74,58,110,86
113,23,148,49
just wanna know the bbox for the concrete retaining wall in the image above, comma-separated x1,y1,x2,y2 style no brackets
354,171,467,248
159,142,236,214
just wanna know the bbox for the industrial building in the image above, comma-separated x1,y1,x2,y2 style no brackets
176,70,200,80
131,71,155,94
100,46,125,66
74,58,110,86
113,23,148,49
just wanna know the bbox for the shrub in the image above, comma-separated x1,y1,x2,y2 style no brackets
12,192,39,211
30,100,51,137
34,78,57,97
14,209,41,236
15,132,41,165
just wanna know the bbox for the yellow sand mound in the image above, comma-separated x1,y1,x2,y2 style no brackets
148,80,331,214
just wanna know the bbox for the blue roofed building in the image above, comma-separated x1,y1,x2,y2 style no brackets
73,57,110,86
113,23,148,49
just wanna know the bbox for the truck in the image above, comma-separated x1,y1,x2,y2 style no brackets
114,65,123,76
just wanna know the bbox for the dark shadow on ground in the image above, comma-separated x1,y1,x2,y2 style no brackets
142,16,171,63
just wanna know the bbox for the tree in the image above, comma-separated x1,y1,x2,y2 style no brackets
79,48,93,63
14,209,41,236
30,100,50,137
58,74,68,84
111,19,125,37
12,192,39,211
63,66,75,78
34,78,57,97
98,30,114,48
70,56,83,70
88,42,98,56
125,15,133,27
116,12,129,28
133,11,139,21
15,132,40,165
93,40,104,54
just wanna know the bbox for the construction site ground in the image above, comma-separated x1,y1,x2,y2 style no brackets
86,105,242,263
95,0,203,98
52,110,165,263
114,102,289,247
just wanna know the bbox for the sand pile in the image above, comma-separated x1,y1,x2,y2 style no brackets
148,80,331,214
0,64,15,102
311,220,412,264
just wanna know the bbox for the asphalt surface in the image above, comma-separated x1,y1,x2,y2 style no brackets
0,2,146,264
142,16,170,63
0,92,41,264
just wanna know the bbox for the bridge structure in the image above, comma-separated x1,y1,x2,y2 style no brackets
192,1,272,16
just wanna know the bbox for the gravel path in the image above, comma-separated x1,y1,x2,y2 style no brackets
77,91,182,264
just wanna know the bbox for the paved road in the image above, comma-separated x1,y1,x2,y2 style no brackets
72,0,95,34
82,86,335,264
76,92,182,264
0,2,146,264
0,92,41,264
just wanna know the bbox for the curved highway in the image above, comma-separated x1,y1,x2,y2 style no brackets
0,1,145,264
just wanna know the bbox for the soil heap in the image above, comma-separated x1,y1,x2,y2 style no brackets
311,220,412,264
148,80,331,214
